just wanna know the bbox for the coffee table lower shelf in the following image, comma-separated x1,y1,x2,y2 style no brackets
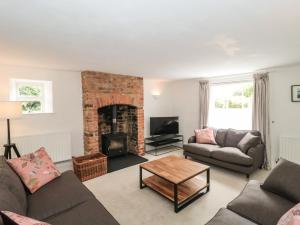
141,175,209,212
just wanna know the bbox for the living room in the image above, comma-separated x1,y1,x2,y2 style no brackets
0,1,300,225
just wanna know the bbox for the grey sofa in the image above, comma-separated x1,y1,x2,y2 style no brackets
0,156,119,225
183,128,265,177
206,159,300,225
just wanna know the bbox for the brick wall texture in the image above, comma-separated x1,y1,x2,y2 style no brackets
81,71,144,155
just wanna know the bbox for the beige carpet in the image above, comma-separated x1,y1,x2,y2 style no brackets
84,150,269,225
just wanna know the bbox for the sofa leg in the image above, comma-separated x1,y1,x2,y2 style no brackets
184,155,187,159
246,174,250,179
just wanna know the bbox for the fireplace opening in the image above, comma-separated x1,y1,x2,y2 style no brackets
98,104,138,157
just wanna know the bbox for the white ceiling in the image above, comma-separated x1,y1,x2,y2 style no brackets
0,0,300,79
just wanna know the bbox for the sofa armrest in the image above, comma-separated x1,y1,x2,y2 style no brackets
247,144,265,169
188,136,196,143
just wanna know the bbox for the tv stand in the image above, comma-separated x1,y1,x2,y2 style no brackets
144,134,184,156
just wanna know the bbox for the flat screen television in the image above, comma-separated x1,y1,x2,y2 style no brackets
150,117,179,136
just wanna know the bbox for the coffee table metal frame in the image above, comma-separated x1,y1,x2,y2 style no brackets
139,165,210,213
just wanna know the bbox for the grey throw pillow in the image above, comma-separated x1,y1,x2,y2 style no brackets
224,129,249,147
237,132,261,153
261,159,300,203
215,129,228,147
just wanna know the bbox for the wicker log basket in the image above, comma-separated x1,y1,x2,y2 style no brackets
73,153,107,182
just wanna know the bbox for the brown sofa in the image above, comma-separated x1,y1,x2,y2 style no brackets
206,159,300,225
183,128,265,177
0,156,119,225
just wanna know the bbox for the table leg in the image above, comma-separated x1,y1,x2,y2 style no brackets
206,169,210,192
139,167,144,189
174,184,179,213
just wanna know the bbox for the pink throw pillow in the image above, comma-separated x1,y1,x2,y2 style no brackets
195,128,217,145
7,148,61,194
1,211,50,225
277,203,300,225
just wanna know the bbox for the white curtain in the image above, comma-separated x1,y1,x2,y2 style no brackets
252,73,271,169
199,80,210,129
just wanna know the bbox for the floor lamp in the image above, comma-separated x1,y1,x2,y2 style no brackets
0,101,22,159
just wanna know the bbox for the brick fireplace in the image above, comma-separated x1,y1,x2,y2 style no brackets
82,71,144,156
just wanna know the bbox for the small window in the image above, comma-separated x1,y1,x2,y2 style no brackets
10,79,53,114
208,82,253,130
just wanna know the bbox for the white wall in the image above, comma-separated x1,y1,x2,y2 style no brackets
167,79,200,142
269,65,300,164
143,79,173,137
0,65,84,157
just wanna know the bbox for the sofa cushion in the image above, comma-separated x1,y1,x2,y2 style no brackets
44,199,119,225
215,129,228,147
7,148,61,194
225,129,248,147
261,159,300,203
237,133,261,153
195,128,217,145
0,156,27,214
206,208,258,225
211,147,253,166
183,143,220,157
0,186,27,225
228,180,295,225
27,171,94,221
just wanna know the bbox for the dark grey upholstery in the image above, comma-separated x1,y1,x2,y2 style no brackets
0,156,119,225
215,129,228,147
211,147,253,166
206,208,258,225
183,143,220,157
45,199,119,225
184,128,265,176
237,133,261,153
0,157,28,225
27,171,95,220
261,159,300,203
206,160,300,225
225,129,248,147
228,180,294,225
0,156,27,213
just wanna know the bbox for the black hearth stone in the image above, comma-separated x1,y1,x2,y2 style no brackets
107,153,148,173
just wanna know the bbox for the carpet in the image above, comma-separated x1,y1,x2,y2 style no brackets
84,150,269,225
108,153,148,173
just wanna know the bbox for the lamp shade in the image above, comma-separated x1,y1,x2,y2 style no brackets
0,101,22,119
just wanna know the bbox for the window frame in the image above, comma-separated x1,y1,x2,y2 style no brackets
10,79,53,114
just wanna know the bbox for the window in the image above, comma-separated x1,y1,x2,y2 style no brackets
10,79,53,114
208,82,253,130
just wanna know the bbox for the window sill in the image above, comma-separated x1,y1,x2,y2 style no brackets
22,112,55,116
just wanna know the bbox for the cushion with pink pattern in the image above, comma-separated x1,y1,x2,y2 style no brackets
7,148,61,194
277,203,300,225
195,128,217,145
1,211,50,225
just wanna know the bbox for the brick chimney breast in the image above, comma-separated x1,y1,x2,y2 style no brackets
81,71,144,155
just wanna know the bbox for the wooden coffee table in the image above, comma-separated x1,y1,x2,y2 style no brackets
139,155,210,213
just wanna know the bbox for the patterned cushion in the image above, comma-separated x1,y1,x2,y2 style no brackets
277,203,300,225
1,211,50,225
195,128,217,145
7,148,61,194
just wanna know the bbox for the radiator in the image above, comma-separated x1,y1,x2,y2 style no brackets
279,135,300,164
13,131,72,163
